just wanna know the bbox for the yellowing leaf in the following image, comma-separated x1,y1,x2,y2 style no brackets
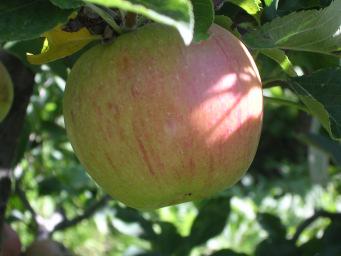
227,0,262,15
27,26,100,65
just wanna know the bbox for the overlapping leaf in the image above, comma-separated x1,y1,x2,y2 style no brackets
261,49,296,77
27,26,100,65
84,0,194,44
299,133,341,166
243,1,341,55
0,0,71,41
188,197,230,246
290,68,341,141
227,0,262,15
192,0,214,41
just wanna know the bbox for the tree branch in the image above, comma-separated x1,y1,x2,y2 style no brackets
15,182,51,239
0,51,35,241
15,181,38,224
51,195,111,234
292,210,341,243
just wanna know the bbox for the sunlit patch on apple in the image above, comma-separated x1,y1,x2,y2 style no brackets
63,23,263,210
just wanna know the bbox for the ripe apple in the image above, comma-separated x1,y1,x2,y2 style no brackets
63,23,263,210
24,239,71,256
0,62,14,122
0,224,21,256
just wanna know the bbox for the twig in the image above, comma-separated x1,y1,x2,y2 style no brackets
15,179,51,239
51,195,111,234
292,210,341,242
86,3,122,34
264,96,309,113
123,12,138,29
15,185,38,228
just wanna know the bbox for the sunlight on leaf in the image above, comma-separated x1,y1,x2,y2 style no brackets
243,1,341,55
27,26,100,65
261,49,297,77
83,0,194,45
227,0,262,15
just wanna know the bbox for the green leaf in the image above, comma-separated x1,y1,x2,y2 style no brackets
299,133,341,166
261,49,297,77
289,68,341,141
192,0,214,42
0,0,72,41
214,15,233,30
209,249,248,256
287,51,340,72
299,238,323,256
155,221,183,254
50,0,84,9
256,53,288,83
320,220,341,255
3,38,44,71
83,0,194,45
187,197,230,246
322,219,341,244
243,1,341,55
115,206,157,241
255,239,299,256
263,0,278,21
214,15,241,38
277,0,320,15
226,0,262,15
264,0,273,7
257,213,286,239
135,253,163,256
38,176,63,195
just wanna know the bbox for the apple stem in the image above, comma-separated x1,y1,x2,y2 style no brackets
264,96,309,113
123,12,138,29
86,3,123,34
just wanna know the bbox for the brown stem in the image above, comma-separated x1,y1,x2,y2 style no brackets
124,12,137,29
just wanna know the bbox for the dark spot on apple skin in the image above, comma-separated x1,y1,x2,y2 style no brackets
184,193,192,196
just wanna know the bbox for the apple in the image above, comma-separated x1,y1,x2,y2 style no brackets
63,23,263,210
0,62,14,122
0,224,21,256
24,239,71,256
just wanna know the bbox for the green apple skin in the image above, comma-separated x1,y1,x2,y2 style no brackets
63,23,263,210
0,62,14,122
